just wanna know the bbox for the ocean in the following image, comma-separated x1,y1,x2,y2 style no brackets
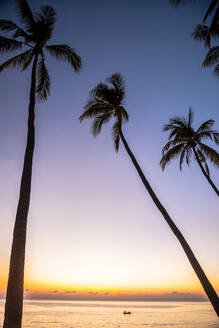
0,300,219,327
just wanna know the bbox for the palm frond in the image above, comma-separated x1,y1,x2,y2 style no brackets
15,0,35,34
160,143,185,170
34,6,56,41
21,49,34,70
212,131,219,144
198,143,219,167
188,107,193,129
89,83,114,104
163,117,187,131
107,73,125,103
0,50,33,72
168,127,189,140
203,0,219,23
0,20,31,43
112,121,120,152
0,19,20,33
213,63,219,76
196,119,214,133
120,106,129,122
197,129,219,144
162,140,174,155
91,112,112,137
35,6,56,26
192,24,211,48
179,145,190,170
0,35,23,53
36,56,50,101
46,44,82,72
162,139,184,155
202,46,219,67
198,130,219,144
79,102,113,122
197,130,213,141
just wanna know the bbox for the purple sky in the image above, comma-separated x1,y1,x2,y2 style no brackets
0,0,218,300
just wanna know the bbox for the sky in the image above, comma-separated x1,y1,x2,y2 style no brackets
0,0,218,301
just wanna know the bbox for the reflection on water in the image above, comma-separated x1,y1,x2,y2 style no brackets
0,300,218,328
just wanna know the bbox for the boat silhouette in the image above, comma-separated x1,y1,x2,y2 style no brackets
123,311,131,315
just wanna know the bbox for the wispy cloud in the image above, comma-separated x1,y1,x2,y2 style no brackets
13,290,207,302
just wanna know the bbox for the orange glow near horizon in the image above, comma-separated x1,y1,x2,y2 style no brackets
1,270,218,297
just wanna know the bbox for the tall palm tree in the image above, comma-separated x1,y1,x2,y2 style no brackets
170,0,219,24
193,25,219,76
160,108,219,196
0,1,82,327
79,73,219,317
170,0,219,75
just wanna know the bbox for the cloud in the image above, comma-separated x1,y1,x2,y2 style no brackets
64,291,77,294
21,290,206,302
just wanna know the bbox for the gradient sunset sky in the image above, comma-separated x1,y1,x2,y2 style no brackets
0,0,218,301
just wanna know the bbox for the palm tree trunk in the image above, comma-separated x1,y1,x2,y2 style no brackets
119,129,219,317
192,146,219,197
3,53,39,328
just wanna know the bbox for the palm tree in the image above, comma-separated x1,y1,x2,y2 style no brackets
170,0,219,46
160,108,219,196
170,0,219,24
170,0,219,75
0,1,82,327
193,26,219,76
79,73,219,317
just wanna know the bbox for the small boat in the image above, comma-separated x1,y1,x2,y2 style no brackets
123,310,131,315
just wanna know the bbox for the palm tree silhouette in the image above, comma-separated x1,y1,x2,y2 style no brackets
193,24,219,76
79,73,219,317
171,0,219,75
160,108,219,196
170,0,219,24
0,1,82,327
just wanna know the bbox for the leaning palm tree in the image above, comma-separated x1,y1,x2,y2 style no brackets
0,1,82,327
170,0,219,24
170,0,219,47
79,73,219,317
171,0,219,75
160,108,219,196
192,19,219,75
201,45,219,76
192,21,219,48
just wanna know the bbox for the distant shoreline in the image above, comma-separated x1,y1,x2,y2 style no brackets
0,298,208,302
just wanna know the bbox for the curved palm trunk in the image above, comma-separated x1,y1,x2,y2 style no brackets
3,53,39,328
119,129,219,317
192,146,219,197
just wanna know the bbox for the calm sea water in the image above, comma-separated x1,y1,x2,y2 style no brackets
0,300,219,328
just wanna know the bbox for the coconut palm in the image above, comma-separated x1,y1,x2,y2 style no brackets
0,1,82,327
193,31,219,76
170,0,219,24
171,0,219,75
170,0,219,46
192,13,219,74
192,21,219,48
160,108,219,196
79,73,219,317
